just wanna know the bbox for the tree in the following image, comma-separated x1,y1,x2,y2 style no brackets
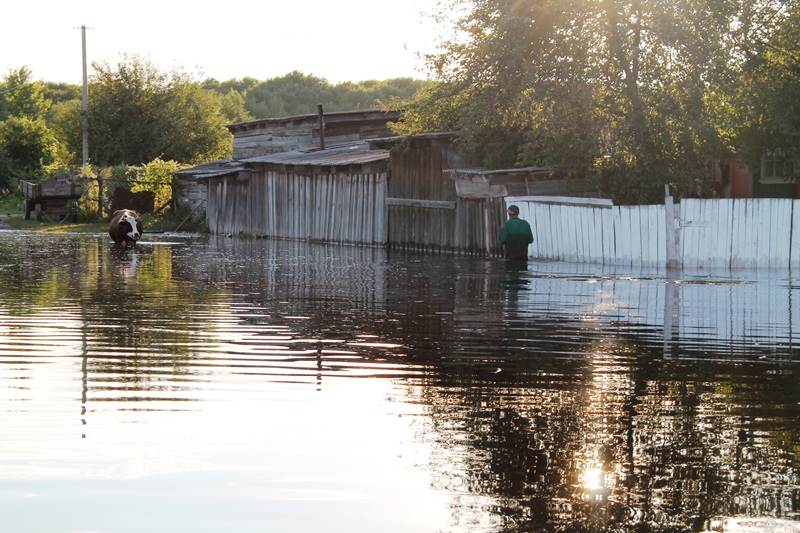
0,115,57,178
131,158,183,209
244,71,331,118
0,66,50,121
0,67,59,186
724,3,800,178
394,0,787,203
210,71,429,119
42,82,81,106
87,55,232,166
162,73,232,163
217,89,255,124
47,99,83,167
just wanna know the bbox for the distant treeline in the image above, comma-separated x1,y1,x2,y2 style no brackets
43,70,429,123
202,71,429,120
0,62,428,190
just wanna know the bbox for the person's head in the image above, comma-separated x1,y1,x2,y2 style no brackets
507,205,519,218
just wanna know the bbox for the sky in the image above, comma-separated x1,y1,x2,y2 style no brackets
2,0,443,85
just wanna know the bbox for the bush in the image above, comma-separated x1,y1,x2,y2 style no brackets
0,184,23,214
141,205,207,233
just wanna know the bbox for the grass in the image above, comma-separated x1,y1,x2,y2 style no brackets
5,216,107,233
5,210,207,233
0,189,24,214
1,189,207,234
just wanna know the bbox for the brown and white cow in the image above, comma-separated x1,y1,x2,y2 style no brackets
109,209,143,249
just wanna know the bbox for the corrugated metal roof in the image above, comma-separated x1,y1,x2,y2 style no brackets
227,109,402,133
241,141,389,167
370,131,459,144
173,159,245,178
446,166,550,176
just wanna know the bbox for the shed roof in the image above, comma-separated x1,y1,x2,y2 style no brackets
173,159,245,179
368,131,459,150
240,140,389,167
446,166,551,177
227,109,402,135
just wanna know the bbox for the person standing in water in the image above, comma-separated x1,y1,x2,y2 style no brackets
499,204,533,262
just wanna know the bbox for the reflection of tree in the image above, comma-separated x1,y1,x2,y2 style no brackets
3,235,800,531
377,258,800,532
404,341,800,532
0,235,222,398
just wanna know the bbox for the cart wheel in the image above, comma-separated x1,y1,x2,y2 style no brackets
35,203,42,222
70,202,78,223
22,199,31,220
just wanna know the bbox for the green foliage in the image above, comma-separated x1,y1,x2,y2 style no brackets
396,0,788,203
218,89,254,124
204,70,429,119
87,54,232,166
0,66,50,121
141,205,207,233
0,67,63,187
0,147,15,189
0,185,23,213
68,159,186,221
202,77,260,96
5,63,425,172
131,158,183,209
74,163,101,220
42,82,81,106
0,116,56,177
163,76,232,163
47,99,83,167
723,4,800,176
243,71,330,118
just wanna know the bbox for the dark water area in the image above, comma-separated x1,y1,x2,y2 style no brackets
1,231,799,533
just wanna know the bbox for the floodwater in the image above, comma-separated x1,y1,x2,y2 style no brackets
1,231,799,533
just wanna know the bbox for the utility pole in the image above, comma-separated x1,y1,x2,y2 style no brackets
79,25,90,165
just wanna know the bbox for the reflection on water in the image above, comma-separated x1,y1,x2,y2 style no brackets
0,231,799,533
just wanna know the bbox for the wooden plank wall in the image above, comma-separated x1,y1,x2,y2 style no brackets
453,197,507,256
387,138,467,253
514,197,800,269
231,122,316,159
206,170,388,245
207,175,800,269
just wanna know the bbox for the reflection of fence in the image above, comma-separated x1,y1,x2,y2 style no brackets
197,237,388,308
507,262,798,352
509,196,800,269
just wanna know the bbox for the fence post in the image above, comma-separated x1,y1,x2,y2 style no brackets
97,177,104,220
665,184,679,269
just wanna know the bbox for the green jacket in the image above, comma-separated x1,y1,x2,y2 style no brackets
499,217,533,260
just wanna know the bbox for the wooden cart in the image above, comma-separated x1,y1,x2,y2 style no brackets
19,179,82,222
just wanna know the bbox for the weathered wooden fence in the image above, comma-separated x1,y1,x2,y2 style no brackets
206,170,388,245
509,196,800,269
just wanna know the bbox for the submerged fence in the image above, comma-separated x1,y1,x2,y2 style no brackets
509,195,800,269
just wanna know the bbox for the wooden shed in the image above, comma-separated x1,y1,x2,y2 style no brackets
370,132,600,256
369,133,507,256
173,159,245,214
201,141,390,244
174,108,402,220
228,109,402,160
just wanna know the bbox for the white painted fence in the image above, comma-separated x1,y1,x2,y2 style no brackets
507,196,800,269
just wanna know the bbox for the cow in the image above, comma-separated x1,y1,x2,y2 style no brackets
109,209,143,249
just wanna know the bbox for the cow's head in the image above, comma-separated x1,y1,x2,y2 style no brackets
121,212,140,241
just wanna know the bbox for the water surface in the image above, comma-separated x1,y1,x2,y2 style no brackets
1,231,799,532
